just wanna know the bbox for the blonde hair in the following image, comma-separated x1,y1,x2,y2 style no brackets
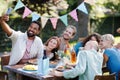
101,34,115,45
65,25,77,36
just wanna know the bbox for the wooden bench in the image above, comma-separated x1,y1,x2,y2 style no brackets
0,71,8,80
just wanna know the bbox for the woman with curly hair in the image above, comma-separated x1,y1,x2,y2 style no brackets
74,33,101,55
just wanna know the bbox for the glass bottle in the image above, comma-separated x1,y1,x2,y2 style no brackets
70,49,77,64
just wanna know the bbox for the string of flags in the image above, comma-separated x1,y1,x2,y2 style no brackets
9,0,90,29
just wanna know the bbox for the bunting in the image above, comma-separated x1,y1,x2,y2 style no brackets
50,18,58,29
69,9,78,22
41,17,48,28
12,0,89,29
31,12,40,21
77,2,88,14
22,7,32,18
14,0,24,11
60,15,68,26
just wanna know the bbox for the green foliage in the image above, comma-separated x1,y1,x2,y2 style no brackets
0,17,31,52
91,16,120,36
90,0,120,19
41,21,57,43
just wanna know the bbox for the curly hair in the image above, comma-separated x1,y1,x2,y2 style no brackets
82,33,101,47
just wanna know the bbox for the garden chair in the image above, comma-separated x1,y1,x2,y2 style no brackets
0,71,8,80
94,73,116,80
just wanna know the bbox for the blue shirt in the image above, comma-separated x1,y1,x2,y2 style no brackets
74,42,83,55
104,48,120,80
63,49,103,80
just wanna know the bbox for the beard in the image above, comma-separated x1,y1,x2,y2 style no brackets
27,31,35,37
63,34,70,40
63,36,70,40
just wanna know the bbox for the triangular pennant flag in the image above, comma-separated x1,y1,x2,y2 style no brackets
69,9,78,21
84,0,95,5
14,0,25,11
22,7,32,18
77,2,88,14
41,17,48,28
50,18,58,29
60,14,68,26
31,12,40,21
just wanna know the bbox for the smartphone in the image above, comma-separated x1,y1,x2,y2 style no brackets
6,7,12,15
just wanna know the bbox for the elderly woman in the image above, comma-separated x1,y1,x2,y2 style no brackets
99,34,120,80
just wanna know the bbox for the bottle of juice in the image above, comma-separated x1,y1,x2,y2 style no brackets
70,49,77,64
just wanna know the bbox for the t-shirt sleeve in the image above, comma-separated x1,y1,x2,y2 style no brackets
104,49,112,57
74,42,83,55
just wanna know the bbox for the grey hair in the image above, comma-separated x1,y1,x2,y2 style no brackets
101,34,115,45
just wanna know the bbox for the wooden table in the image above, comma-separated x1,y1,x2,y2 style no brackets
3,65,78,80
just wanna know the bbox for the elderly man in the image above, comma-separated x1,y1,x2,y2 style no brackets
51,41,103,80
0,14,44,65
0,14,44,80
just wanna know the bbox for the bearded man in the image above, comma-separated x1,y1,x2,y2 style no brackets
0,14,43,65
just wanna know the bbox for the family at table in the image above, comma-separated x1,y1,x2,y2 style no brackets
0,14,120,80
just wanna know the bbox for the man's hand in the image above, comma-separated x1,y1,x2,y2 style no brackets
0,14,9,23
49,69,63,77
115,43,120,49
117,28,120,33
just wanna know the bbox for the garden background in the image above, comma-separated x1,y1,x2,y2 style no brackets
0,0,120,52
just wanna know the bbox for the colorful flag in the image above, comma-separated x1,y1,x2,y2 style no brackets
14,0,25,11
50,18,58,29
31,12,40,21
22,7,32,18
77,2,88,14
41,17,48,28
69,9,78,21
60,14,68,26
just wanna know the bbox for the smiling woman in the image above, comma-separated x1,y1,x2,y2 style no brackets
43,36,60,61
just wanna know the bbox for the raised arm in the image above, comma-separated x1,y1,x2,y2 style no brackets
0,14,12,36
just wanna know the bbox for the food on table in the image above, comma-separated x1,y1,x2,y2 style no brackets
56,64,73,72
23,65,37,70
56,66,65,72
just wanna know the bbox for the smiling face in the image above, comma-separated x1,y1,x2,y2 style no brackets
62,27,75,40
99,34,114,49
27,23,40,37
99,39,111,49
47,38,58,50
